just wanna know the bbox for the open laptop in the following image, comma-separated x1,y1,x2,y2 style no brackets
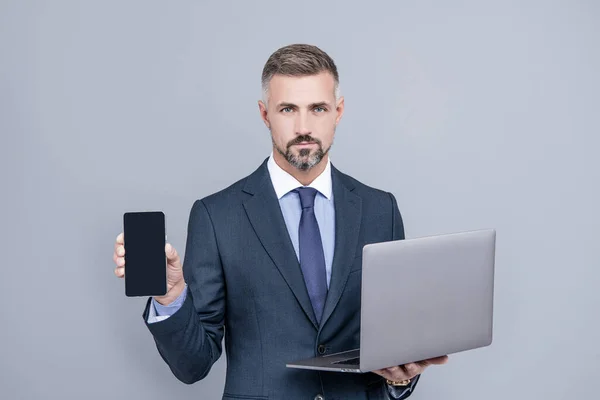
286,228,496,373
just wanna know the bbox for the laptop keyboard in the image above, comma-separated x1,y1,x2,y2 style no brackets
332,357,360,365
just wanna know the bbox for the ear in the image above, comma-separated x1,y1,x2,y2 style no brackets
335,96,345,125
258,100,270,129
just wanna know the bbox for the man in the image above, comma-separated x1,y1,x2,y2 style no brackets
113,44,448,399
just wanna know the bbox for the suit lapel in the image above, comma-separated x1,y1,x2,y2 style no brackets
242,160,319,329
319,166,362,329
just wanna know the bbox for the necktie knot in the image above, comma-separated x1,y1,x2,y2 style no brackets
296,187,318,209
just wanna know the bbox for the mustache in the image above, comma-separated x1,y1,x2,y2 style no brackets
287,135,322,149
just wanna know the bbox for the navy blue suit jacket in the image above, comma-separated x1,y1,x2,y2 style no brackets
143,158,419,399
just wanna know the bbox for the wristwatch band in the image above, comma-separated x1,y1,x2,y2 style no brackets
386,378,411,387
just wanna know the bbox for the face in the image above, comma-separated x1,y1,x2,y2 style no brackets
258,72,344,171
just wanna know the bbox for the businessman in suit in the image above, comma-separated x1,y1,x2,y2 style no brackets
113,44,448,399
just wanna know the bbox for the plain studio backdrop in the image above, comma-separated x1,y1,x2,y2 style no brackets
1,1,598,399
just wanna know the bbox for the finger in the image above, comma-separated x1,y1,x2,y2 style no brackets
114,266,124,278
373,366,401,378
372,369,386,378
426,355,449,365
115,245,125,257
380,365,409,381
385,366,401,374
402,363,423,378
375,369,402,382
115,256,125,267
165,243,179,263
388,368,411,382
114,233,124,255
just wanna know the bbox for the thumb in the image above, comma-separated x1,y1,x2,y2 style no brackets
165,243,179,263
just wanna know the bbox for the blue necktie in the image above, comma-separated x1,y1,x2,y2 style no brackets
295,187,328,324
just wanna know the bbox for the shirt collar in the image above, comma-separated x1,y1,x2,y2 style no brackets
267,152,333,200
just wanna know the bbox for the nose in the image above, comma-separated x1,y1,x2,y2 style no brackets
294,112,311,136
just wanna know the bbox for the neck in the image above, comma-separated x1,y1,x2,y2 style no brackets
272,150,328,186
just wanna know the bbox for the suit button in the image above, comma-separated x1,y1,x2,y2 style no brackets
317,345,326,354
314,395,324,400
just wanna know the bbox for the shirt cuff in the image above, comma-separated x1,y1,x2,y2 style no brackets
146,284,188,324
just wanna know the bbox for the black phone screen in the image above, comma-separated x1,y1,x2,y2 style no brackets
123,211,167,297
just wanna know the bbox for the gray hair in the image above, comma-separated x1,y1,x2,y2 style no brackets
261,44,340,106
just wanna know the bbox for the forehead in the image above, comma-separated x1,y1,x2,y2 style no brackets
267,72,336,104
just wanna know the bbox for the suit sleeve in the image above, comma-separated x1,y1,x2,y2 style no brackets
142,199,225,384
389,192,405,241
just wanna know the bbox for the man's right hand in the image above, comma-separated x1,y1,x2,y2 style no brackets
113,232,186,305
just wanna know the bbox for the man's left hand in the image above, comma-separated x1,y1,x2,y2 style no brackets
374,355,449,382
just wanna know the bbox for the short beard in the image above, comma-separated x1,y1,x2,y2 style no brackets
272,134,331,171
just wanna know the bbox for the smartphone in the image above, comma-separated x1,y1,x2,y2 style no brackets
123,211,168,297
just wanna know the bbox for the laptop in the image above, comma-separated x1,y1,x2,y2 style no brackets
286,228,496,373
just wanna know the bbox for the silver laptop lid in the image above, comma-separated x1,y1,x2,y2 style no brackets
359,229,496,372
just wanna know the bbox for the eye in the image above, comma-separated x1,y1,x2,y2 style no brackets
314,107,326,112
281,107,293,113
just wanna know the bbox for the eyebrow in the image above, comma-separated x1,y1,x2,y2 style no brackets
276,101,332,109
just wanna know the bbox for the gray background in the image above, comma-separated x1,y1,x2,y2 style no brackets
1,0,598,399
